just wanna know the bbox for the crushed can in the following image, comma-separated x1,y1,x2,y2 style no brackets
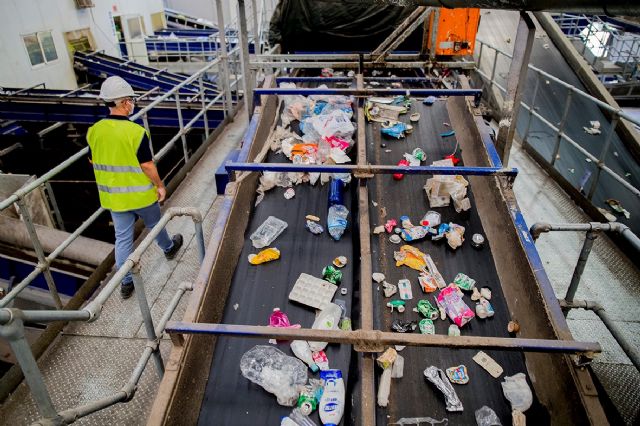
322,265,343,285
419,318,435,335
415,299,439,320
453,273,476,291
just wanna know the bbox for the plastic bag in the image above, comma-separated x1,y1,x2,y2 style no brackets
475,406,502,426
306,110,355,140
240,345,308,406
501,373,533,412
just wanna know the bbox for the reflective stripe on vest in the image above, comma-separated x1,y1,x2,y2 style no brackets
87,119,157,212
93,163,143,173
96,183,154,193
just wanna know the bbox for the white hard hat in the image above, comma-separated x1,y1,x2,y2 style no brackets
99,76,136,101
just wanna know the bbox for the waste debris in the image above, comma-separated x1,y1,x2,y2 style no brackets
290,340,319,372
453,273,476,291
502,373,533,424
475,298,495,319
388,417,449,426
445,365,469,384
240,345,307,406
418,272,439,293
606,198,631,219
333,256,348,268
473,351,503,378
398,279,413,300
372,272,386,283
392,319,417,333
414,299,439,320
289,273,338,310
383,281,398,298
284,188,296,199
448,324,461,336
436,284,475,327
248,247,281,265
583,120,601,135
475,406,502,426
424,158,471,213
312,351,330,371
309,303,341,352
394,245,428,271
319,370,345,425
306,220,324,235
322,265,342,285
387,300,406,313
377,348,398,407
424,366,464,412
250,216,288,249
419,318,435,334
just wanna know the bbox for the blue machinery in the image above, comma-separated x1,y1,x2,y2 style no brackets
74,51,220,96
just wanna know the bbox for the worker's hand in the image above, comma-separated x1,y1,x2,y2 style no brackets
157,185,167,203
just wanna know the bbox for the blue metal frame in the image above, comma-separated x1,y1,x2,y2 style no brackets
74,52,219,95
144,38,254,55
274,77,439,84
253,88,482,107
225,162,518,177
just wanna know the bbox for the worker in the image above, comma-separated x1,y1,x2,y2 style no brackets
87,76,183,299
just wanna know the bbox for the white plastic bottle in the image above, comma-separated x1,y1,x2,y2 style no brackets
319,369,345,426
309,303,342,352
290,340,319,373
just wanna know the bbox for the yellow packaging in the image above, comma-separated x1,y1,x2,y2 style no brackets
248,247,280,265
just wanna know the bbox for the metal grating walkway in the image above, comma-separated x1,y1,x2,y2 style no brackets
0,113,248,425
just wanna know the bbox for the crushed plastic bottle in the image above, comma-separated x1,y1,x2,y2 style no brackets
240,345,308,406
309,303,342,352
291,340,319,373
250,216,288,248
306,220,324,235
475,405,502,426
327,205,349,241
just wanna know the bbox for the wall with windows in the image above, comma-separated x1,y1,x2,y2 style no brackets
0,0,163,90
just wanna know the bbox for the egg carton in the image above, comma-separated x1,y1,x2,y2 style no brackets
289,273,337,310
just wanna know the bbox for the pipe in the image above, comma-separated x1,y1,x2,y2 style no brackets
529,222,640,252
564,230,597,303
561,299,640,371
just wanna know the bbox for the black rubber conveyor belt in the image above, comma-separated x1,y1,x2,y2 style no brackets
198,148,358,425
366,99,549,424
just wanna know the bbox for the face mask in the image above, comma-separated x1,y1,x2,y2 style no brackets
127,99,135,116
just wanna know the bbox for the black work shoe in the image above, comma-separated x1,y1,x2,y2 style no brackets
120,282,134,299
164,234,184,260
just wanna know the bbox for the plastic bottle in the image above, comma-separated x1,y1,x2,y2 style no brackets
291,340,319,373
328,179,344,206
319,369,345,426
309,303,342,352
327,205,349,241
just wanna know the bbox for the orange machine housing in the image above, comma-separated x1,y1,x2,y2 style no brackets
427,8,481,56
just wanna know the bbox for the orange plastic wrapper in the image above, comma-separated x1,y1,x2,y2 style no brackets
394,245,428,272
290,143,318,158
248,247,281,265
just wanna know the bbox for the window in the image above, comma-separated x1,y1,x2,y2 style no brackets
22,31,58,66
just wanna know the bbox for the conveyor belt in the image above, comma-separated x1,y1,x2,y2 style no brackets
198,152,358,425
366,100,549,424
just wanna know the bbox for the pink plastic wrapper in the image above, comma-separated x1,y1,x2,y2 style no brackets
436,284,475,327
268,308,301,344
324,135,351,151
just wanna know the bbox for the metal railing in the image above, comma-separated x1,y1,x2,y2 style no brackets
551,13,640,78
0,208,204,425
530,221,640,370
473,39,640,204
0,49,239,311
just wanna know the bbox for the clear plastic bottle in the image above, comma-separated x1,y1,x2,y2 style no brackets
327,205,349,241
309,303,342,352
240,345,308,406
290,340,319,373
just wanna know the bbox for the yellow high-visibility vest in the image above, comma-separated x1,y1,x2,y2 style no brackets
87,118,157,212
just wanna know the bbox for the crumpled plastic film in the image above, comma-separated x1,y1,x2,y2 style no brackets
424,366,463,412
501,373,533,412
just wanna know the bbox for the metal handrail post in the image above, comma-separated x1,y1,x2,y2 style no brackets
564,230,598,305
238,0,254,116
15,198,63,309
141,112,155,157
43,181,64,231
0,313,60,422
477,41,484,71
174,94,190,164
198,75,211,136
489,48,499,96
131,266,164,376
215,0,234,116
587,115,620,200
522,73,541,148
550,88,573,165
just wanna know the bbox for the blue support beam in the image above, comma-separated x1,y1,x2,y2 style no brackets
74,51,219,95
253,87,483,107
224,162,518,177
